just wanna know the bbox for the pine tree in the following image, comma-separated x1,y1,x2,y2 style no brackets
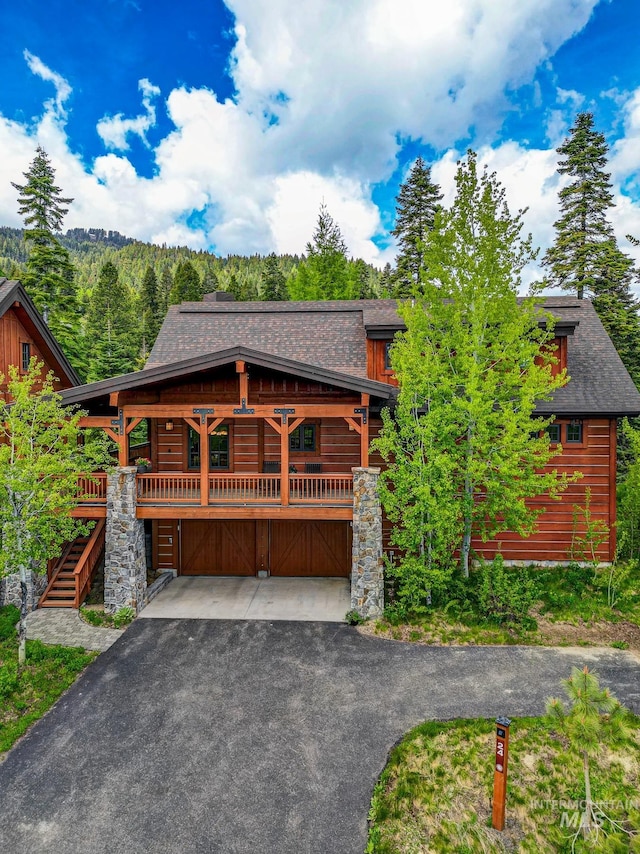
543,112,616,299
85,262,138,381
11,147,82,370
139,265,162,359
391,156,443,296
544,112,640,387
289,204,350,300
169,261,202,304
380,262,393,296
261,253,287,300
159,266,173,313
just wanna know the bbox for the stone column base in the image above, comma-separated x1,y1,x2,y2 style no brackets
351,467,384,619
104,467,147,614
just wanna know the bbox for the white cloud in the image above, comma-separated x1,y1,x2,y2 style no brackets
6,0,640,275
96,78,161,150
23,51,71,116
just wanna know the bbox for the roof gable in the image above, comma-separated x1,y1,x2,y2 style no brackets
0,278,80,387
60,345,398,407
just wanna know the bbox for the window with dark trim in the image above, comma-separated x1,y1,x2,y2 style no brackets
547,423,561,443
289,424,316,453
384,342,392,371
187,425,229,469
21,342,31,372
566,420,583,443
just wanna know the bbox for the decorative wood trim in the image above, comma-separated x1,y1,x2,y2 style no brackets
137,505,353,521
207,417,224,434
183,416,201,433
126,417,144,434
609,418,617,561
287,417,305,435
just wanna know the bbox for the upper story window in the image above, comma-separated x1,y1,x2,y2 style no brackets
566,420,583,443
21,342,31,372
290,423,317,453
547,424,561,443
187,425,229,470
384,342,393,371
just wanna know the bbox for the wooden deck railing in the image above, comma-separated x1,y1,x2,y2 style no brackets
135,472,353,505
289,474,353,504
209,474,281,503
73,519,106,607
137,473,201,503
77,473,108,503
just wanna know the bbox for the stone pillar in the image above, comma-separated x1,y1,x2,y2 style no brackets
104,467,147,614
0,570,46,612
351,467,384,619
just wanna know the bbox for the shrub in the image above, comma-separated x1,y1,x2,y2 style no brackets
113,606,135,628
477,555,538,627
0,604,20,640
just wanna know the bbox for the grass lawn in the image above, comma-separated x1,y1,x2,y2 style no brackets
0,606,97,754
368,715,640,853
363,563,640,650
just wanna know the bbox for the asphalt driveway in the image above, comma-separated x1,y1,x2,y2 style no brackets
1,620,639,854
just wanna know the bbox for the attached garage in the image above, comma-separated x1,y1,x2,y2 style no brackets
177,520,351,577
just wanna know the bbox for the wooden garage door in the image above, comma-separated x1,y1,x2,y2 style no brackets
270,521,351,577
181,521,256,575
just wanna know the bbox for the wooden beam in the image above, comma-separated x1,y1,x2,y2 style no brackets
287,417,304,435
236,360,249,405
281,418,290,506
121,404,372,419
183,417,200,433
361,393,370,406
109,392,119,407
207,417,224,435
117,432,128,466
343,416,362,435
79,416,116,428
125,417,144,434
265,417,282,435
104,427,119,444
136,506,353,521
200,421,209,507
360,411,369,468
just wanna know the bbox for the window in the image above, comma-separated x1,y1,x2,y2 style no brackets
547,424,561,443
566,420,583,443
187,425,229,469
289,424,316,453
21,342,31,372
384,342,392,371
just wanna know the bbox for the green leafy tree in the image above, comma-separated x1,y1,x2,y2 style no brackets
546,667,632,842
169,260,202,304
139,265,162,358
11,147,83,370
289,204,351,300
0,362,110,665
85,262,138,381
375,152,572,595
391,156,443,296
261,253,288,300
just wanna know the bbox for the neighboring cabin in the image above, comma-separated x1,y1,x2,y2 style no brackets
55,292,640,617
0,278,79,393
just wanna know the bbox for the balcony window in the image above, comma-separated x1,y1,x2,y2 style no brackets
188,425,229,469
289,424,317,453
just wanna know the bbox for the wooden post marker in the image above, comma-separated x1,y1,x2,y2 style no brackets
492,716,511,831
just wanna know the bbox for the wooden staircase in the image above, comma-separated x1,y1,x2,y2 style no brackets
39,519,106,608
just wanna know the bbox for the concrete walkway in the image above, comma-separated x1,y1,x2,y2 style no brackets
139,576,351,621
26,608,124,651
1,619,639,854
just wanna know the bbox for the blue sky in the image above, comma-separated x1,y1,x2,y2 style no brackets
0,0,638,274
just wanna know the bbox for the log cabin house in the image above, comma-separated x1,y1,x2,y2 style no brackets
44,292,640,617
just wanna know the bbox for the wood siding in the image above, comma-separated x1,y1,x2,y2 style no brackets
0,307,67,393
366,339,398,386
370,416,616,564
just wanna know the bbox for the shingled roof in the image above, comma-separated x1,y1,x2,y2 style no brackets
146,295,640,417
0,278,80,387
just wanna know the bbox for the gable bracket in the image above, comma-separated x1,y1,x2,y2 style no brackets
192,407,215,425
233,398,255,415
274,407,296,424
354,407,368,425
